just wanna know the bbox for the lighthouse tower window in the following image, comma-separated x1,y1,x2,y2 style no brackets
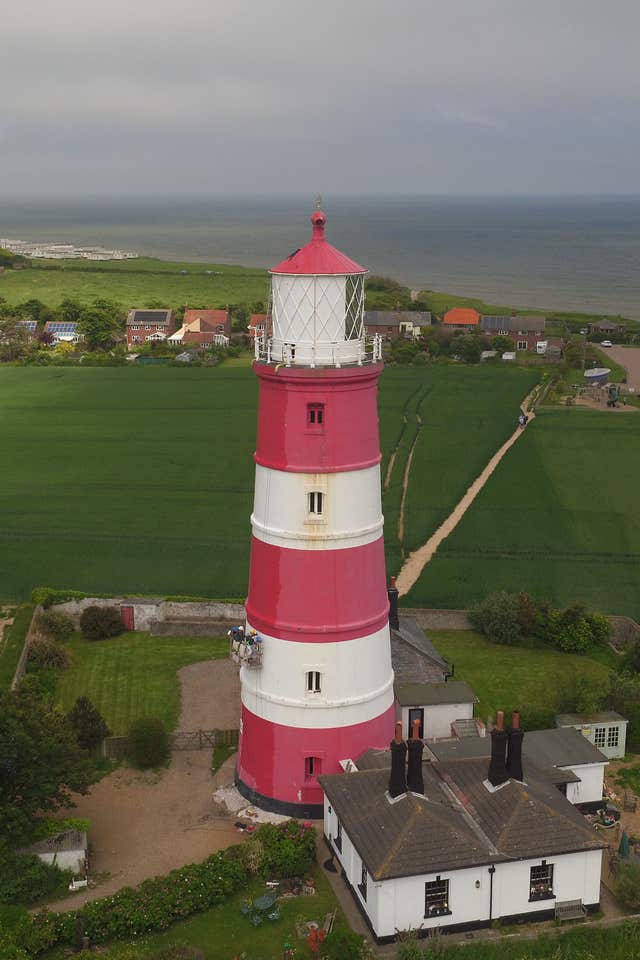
307,403,325,429
306,670,321,693
305,756,321,780
308,491,324,516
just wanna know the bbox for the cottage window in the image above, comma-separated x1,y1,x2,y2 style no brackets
529,862,554,901
308,491,324,516
594,727,606,748
517,340,528,351
132,336,141,343
607,726,619,748
306,670,321,694
424,877,450,917
358,863,368,901
334,819,342,853
307,403,325,428
304,756,321,781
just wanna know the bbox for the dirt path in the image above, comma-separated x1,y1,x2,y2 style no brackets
45,657,241,912
397,414,423,542
607,344,640,390
575,397,637,413
396,387,537,597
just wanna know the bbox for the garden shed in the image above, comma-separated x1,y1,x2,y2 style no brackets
20,830,88,875
556,711,628,760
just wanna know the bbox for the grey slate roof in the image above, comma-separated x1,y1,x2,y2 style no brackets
20,830,87,855
390,617,450,686
364,310,431,327
320,757,603,881
395,680,477,708
480,315,545,334
557,711,627,727
525,728,608,768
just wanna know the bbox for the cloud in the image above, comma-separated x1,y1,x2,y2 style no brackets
1,0,639,193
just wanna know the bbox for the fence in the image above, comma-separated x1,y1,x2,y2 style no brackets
10,605,41,691
102,727,239,760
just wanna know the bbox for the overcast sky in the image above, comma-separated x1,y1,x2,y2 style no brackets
2,0,639,196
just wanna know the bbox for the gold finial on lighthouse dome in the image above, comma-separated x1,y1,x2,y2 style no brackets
316,194,322,209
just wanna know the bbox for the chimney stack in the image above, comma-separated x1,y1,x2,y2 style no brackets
487,710,509,787
506,710,524,782
407,717,425,795
388,721,407,798
388,577,399,631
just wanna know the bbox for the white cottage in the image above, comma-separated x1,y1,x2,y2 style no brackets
319,717,605,942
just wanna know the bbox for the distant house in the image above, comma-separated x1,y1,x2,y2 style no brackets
590,319,625,336
168,308,230,349
480,315,547,351
44,321,80,344
19,830,88,876
362,311,431,340
248,313,269,340
126,309,174,349
442,307,480,331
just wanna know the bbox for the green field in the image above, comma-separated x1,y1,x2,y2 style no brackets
55,632,227,735
430,629,612,722
0,257,269,310
0,364,533,602
408,408,640,618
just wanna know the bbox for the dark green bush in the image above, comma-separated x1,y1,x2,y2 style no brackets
79,605,124,641
27,637,70,670
258,820,316,878
36,610,74,642
321,928,370,960
127,718,170,769
0,844,70,906
615,863,640,910
67,697,111,751
469,592,522,646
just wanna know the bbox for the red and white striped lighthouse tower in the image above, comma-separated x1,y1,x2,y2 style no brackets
235,204,395,817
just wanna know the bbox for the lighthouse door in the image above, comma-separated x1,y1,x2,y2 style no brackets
408,708,424,740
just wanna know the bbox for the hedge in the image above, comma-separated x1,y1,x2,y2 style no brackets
13,822,316,955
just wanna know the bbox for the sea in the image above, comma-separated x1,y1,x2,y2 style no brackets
1,195,640,318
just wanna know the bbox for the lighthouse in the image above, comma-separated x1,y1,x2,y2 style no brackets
235,205,395,817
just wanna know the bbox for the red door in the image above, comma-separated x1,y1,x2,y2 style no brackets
121,605,135,632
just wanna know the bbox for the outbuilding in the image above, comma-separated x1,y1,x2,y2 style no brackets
19,830,88,876
556,711,628,760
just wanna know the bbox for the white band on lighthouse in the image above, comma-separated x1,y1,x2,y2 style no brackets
251,463,383,551
241,625,395,729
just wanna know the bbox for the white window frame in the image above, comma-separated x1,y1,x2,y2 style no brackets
607,726,619,748
308,491,325,517
517,340,528,351
594,727,606,748
425,876,450,917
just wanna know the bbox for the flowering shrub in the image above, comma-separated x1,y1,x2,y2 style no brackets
16,822,317,954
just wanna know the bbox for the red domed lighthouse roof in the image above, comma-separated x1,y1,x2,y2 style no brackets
270,207,366,276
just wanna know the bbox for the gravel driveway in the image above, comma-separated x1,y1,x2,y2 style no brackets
606,344,640,390
45,656,241,912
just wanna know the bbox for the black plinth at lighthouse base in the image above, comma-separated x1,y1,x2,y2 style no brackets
235,773,324,821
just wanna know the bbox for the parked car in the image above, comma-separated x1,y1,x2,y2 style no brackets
601,340,613,348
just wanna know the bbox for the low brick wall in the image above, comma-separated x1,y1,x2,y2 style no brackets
608,615,640,650
401,607,472,630
54,598,245,633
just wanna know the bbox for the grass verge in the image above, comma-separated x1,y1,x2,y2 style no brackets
0,603,34,689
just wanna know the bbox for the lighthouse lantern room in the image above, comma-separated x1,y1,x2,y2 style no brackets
236,205,395,817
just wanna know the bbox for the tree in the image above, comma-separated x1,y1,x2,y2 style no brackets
77,299,122,350
468,591,522,645
58,298,83,324
67,697,111,751
14,299,50,323
0,317,30,361
0,680,92,843
455,334,484,364
128,718,170,769
492,334,515,354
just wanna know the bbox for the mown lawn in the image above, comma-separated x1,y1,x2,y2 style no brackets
430,629,612,723
408,408,640,619
55,632,227,735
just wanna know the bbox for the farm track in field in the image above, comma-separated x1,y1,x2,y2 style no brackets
397,384,538,596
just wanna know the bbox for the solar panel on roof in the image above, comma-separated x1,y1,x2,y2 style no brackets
19,320,37,332
46,322,78,333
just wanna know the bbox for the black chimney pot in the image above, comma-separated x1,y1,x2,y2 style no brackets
388,577,399,631
506,711,524,782
407,719,424,794
388,722,407,798
487,710,509,787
